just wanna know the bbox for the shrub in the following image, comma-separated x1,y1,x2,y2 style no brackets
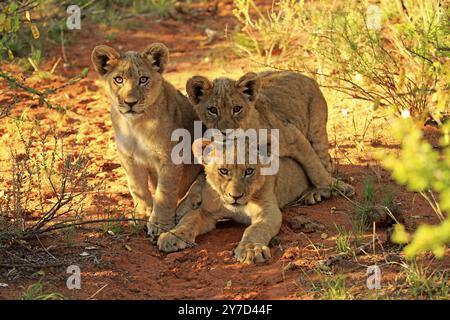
232,0,310,65
231,0,449,123
0,68,88,117
0,120,94,241
312,0,449,122
0,0,177,64
381,118,450,258
0,1,67,65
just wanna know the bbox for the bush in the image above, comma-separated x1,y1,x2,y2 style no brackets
232,0,310,65
0,120,94,241
0,1,71,65
232,0,449,123
381,118,450,258
0,68,88,117
0,0,177,64
313,0,449,123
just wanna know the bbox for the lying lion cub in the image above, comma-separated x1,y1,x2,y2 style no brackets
186,71,354,195
91,43,201,242
157,138,315,264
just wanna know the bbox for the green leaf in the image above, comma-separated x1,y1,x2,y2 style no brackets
391,224,409,244
372,97,381,110
0,14,5,32
7,48,14,60
81,68,89,77
8,2,18,13
38,96,44,108
403,219,450,259
4,16,11,33
12,15,20,32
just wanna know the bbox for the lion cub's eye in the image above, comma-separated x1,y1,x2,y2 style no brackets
208,107,218,115
233,105,242,114
219,168,229,176
139,76,149,84
114,76,123,84
244,168,254,176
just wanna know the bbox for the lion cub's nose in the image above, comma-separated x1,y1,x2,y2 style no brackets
229,193,244,201
124,100,138,109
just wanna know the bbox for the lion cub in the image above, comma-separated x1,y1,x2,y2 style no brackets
91,43,201,242
186,71,354,195
157,138,315,264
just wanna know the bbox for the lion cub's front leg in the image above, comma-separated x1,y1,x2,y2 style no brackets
118,153,153,219
147,164,185,243
158,208,216,252
235,202,282,264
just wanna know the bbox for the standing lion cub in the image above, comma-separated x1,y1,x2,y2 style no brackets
91,43,201,242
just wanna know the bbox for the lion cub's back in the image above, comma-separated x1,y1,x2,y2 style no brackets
256,71,324,131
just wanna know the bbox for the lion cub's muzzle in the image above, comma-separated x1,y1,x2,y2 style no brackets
119,100,145,116
223,192,248,206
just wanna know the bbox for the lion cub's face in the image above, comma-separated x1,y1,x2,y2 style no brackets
91,43,169,120
194,139,267,210
205,162,266,210
186,73,261,132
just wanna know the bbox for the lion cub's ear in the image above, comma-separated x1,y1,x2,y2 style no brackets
192,138,223,165
236,72,261,102
91,45,120,76
142,43,169,73
186,76,212,105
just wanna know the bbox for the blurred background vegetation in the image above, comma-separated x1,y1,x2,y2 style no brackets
0,0,179,70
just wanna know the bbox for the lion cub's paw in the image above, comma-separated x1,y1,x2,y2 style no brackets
157,232,189,253
303,188,332,205
147,221,174,244
234,242,271,265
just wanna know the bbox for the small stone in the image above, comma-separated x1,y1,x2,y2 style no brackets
268,236,281,247
385,253,402,263
288,215,325,233
320,233,328,239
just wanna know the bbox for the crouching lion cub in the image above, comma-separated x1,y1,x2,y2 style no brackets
91,43,201,242
157,138,317,264
186,71,354,195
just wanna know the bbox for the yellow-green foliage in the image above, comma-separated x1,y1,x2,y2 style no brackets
382,118,450,258
232,0,449,122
